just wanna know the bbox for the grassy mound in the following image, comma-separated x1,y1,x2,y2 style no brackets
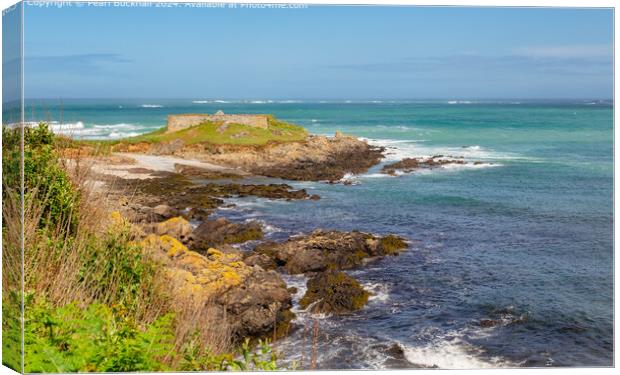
124,115,306,146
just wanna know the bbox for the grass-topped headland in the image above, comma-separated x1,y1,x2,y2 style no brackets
132,115,307,145
77,115,308,153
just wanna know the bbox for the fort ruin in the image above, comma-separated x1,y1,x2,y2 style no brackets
167,111,269,133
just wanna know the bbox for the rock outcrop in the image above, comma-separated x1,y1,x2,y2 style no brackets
299,270,369,314
190,217,263,251
381,156,471,175
252,230,408,275
140,233,292,340
180,134,384,182
111,174,316,223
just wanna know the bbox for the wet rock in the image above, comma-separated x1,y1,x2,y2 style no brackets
378,234,409,254
200,183,313,200
299,270,369,314
369,343,418,369
190,217,263,251
480,319,500,328
109,173,314,218
252,230,408,274
381,156,467,175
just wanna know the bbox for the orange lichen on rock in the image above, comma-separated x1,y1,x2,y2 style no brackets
154,216,192,241
140,233,252,300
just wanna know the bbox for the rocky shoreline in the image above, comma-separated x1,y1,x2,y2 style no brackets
81,126,495,351
83,134,411,346
105,132,385,182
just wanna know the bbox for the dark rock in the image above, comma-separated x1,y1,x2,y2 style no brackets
255,137,385,182
480,319,500,328
378,234,408,255
217,267,293,340
190,217,263,251
381,156,468,175
253,230,408,275
299,270,369,314
371,343,416,369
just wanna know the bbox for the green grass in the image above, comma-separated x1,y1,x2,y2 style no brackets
80,116,308,149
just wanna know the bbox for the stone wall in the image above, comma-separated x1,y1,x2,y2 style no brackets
167,113,269,133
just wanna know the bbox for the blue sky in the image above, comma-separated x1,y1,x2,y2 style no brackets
22,3,613,99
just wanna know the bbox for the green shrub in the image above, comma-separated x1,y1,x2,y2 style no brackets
77,216,157,312
22,295,283,372
2,123,80,231
2,291,23,371
23,295,175,373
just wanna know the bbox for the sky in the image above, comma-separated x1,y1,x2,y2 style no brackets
20,3,614,99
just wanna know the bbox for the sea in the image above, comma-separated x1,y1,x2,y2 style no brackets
20,98,614,368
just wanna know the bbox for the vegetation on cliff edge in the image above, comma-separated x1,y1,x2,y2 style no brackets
1,123,282,372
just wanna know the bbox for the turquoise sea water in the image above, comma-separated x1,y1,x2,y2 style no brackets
22,99,613,368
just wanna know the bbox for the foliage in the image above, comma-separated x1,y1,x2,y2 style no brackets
2,291,23,371
2,123,286,372
23,294,175,373
77,213,158,311
20,294,283,372
2,123,80,231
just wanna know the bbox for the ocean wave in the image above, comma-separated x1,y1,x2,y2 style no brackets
402,337,511,369
447,100,475,105
368,138,517,162
277,100,303,104
363,282,390,303
192,100,231,104
49,121,84,132
339,173,361,185
140,104,163,108
108,131,141,139
375,125,420,131
246,218,282,235
46,121,149,139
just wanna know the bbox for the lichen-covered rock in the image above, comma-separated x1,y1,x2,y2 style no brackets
141,234,251,299
152,216,193,243
140,233,292,340
299,271,369,314
252,230,407,274
190,217,263,251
